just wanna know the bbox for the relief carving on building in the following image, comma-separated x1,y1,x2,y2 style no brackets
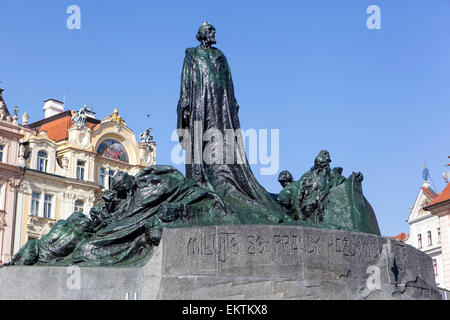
0,210,7,231
8,178,21,191
27,216,57,238
0,176,10,185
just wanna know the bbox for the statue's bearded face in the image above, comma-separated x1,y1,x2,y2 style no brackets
314,151,331,170
204,26,216,45
197,23,216,47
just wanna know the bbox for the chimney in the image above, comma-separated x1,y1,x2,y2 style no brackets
43,99,64,118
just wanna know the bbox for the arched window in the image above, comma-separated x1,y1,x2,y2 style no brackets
96,140,129,163
74,200,84,213
37,151,48,172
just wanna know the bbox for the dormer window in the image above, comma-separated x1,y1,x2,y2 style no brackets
37,151,48,172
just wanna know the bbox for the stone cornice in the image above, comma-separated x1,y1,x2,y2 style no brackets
0,163,22,175
57,146,98,156
407,212,436,225
0,125,24,137
24,168,101,189
426,200,450,215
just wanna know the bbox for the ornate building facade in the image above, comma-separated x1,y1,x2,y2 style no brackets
406,179,443,287
0,89,33,264
9,99,156,261
425,180,450,291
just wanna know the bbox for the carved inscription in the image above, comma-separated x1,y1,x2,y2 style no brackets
187,230,321,262
187,232,239,262
185,229,387,269
328,236,379,259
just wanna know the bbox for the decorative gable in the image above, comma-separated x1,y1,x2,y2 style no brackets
407,182,439,223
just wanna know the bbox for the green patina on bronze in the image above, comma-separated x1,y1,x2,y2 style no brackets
4,23,380,267
277,150,380,236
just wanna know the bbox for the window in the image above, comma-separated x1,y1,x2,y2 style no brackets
427,231,432,246
43,194,52,219
108,170,115,190
418,234,422,249
0,145,3,162
74,200,84,213
31,192,41,216
438,228,441,243
77,160,85,180
99,168,106,187
433,259,438,275
37,151,48,172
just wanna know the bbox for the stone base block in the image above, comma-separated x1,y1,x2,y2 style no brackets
0,225,442,300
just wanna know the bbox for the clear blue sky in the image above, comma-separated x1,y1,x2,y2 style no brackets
1,0,449,236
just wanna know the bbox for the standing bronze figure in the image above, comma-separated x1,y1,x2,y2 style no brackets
177,22,286,222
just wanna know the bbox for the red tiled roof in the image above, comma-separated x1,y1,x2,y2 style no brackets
388,233,409,242
426,182,450,208
421,187,439,200
36,114,99,142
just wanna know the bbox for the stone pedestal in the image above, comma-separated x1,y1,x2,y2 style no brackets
0,225,442,300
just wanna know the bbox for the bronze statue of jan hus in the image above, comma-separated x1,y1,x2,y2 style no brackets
2,24,383,268
176,22,287,222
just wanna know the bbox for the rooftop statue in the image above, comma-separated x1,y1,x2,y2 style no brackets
71,105,87,128
139,127,154,151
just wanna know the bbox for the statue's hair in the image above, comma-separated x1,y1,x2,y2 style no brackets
196,22,214,42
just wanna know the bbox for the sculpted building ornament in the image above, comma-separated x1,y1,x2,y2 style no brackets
139,128,154,152
18,143,26,168
107,108,125,126
0,210,7,231
27,216,57,236
0,176,10,185
71,105,88,128
8,179,21,190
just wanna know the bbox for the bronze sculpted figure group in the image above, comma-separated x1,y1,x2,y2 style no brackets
4,23,380,267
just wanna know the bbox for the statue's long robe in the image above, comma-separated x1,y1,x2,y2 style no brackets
177,46,287,223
